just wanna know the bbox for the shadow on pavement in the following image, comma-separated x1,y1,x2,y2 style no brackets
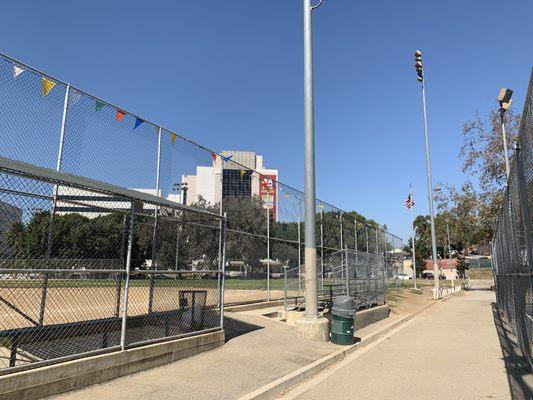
223,315,263,342
491,303,533,400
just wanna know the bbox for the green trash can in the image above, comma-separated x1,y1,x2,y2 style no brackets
330,296,355,345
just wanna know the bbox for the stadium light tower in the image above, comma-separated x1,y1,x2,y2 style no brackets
296,0,329,341
414,50,440,296
497,88,513,180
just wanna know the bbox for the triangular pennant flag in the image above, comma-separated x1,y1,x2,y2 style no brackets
42,77,57,96
115,110,125,122
95,100,106,112
13,65,24,78
210,152,217,162
284,192,290,198
240,170,246,180
222,155,233,162
134,118,144,129
170,132,177,145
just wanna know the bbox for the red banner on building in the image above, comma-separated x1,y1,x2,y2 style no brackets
260,175,277,220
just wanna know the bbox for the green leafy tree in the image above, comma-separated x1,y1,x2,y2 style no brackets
429,107,521,254
456,255,470,278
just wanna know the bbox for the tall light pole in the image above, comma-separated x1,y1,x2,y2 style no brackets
497,88,513,180
414,50,440,295
298,0,328,341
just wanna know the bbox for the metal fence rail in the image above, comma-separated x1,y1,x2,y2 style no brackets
0,158,225,374
0,51,403,304
492,68,533,372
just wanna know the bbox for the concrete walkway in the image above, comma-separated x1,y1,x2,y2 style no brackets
50,287,435,400
281,287,514,400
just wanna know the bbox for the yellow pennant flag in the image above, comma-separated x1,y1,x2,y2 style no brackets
170,132,177,145
42,77,57,97
240,170,246,180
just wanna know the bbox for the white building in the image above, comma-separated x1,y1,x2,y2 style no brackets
181,150,279,219
56,188,167,218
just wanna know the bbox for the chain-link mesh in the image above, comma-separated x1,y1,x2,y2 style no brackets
492,68,533,372
283,249,387,310
0,51,405,373
0,159,224,374
0,52,403,308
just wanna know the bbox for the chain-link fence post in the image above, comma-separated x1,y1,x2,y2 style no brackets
114,214,128,317
514,141,533,268
297,195,302,291
148,126,162,314
385,233,391,294
345,245,349,295
366,224,369,253
219,212,227,328
354,220,357,252
284,265,288,312
339,211,344,251
39,83,71,326
121,203,136,351
320,207,324,288
375,228,379,255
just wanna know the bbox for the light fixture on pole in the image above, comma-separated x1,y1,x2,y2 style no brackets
414,50,440,297
497,88,513,180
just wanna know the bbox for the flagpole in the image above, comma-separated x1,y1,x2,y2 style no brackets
409,184,417,290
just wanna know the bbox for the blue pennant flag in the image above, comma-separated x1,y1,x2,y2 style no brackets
134,118,144,129
222,155,233,162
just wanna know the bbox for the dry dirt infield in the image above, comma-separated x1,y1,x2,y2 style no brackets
0,278,297,371
0,281,291,331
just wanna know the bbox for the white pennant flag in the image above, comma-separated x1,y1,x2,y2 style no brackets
13,65,24,78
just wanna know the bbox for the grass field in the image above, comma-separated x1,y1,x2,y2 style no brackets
467,268,493,279
0,277,466,290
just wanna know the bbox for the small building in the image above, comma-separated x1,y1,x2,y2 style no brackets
425,259,459,280
181,150,279,220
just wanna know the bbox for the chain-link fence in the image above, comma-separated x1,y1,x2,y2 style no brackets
284,248,387,310
0,156,225,374
492,68,533,372
0,51,403,307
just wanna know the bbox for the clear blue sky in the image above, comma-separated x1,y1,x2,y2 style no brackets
1,0,532,241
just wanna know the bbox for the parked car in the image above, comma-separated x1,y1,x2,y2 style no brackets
395,272,413,280
423,272,446,280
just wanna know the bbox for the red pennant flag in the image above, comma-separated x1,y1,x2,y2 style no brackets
211,152,217,162
116,110,125,122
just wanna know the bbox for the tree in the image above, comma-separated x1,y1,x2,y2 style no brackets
460,109,520,192
429,107,521,253
5,211,142,268
456,255,470,279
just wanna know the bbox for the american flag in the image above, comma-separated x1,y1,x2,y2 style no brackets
405,193,415,209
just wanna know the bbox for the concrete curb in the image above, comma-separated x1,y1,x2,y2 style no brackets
236,300,439,400
0,330,225,400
